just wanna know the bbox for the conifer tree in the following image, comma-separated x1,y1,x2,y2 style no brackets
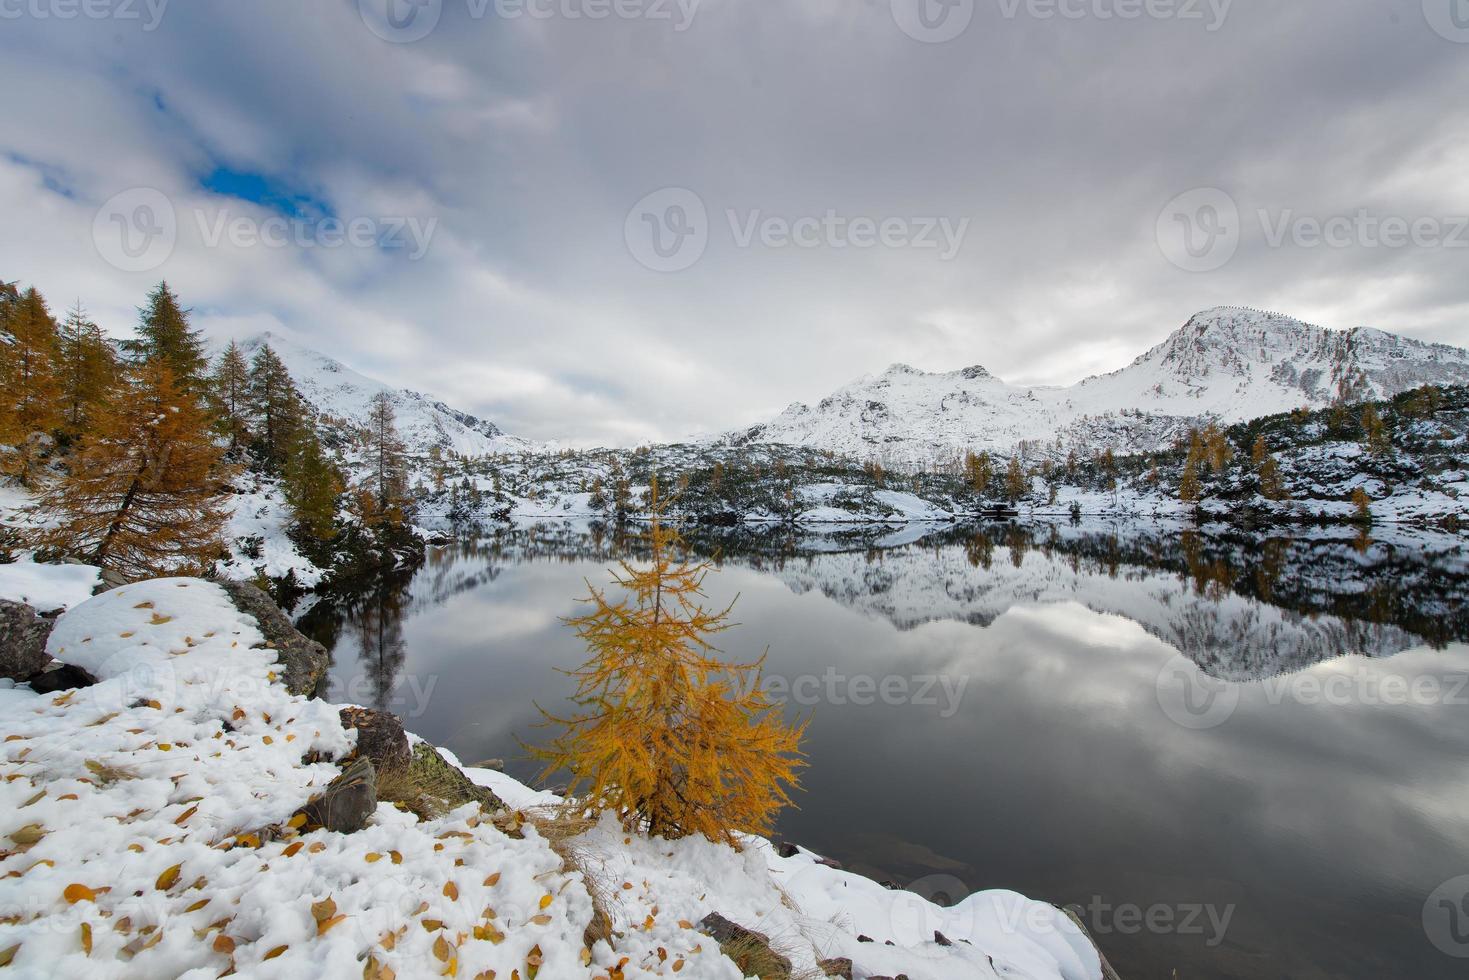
128,282,209,390
282,426,342,542
211,341,252,453
1361,404,1391,457
363,391,410,524
0,288,64,481
1004,455,1026,503
965,450,993,496
247,344,305,472
30,362,230,580
536,480,804,844
1252,434,1288,501
56,302,118,442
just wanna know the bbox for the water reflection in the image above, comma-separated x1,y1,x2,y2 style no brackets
299,519,1469,979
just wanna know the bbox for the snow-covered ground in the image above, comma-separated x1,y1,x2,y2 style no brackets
0,578,1101,980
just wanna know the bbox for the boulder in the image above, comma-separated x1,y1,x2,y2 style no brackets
212,578,329,696
27,663,99,695
395,741,505,814
339,707,412,774
818,958,853,979
0,600,54,682
295,757,378,834
699,913,792,980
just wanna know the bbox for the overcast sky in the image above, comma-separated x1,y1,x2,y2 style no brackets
2,0,1467,445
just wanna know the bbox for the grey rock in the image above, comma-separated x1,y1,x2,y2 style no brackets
212,578,328,696
0,600,55,682
699,913,792,979
339,707,412,774
295,757,377,834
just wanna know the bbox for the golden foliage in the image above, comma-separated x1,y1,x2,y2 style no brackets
535,480,805,845
30,361,231,580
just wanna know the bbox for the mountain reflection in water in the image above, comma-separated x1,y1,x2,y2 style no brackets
299,519,1469,980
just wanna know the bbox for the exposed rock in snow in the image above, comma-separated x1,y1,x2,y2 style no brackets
735,308,1469,463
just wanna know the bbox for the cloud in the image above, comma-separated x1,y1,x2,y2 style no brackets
1,0,1466,445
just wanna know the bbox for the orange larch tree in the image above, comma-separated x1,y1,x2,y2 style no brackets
536,480,805,845
30,361,232,580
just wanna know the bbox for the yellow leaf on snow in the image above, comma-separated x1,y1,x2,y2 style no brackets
317,915,348,936
64,884,99,904
155,864,182,891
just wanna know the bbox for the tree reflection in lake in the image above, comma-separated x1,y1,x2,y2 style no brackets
296,517,1469,979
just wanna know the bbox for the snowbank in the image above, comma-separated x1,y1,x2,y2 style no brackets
0,579,1101,980
0,562,99,612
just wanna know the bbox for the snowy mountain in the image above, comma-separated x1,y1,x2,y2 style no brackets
735,308,1469,463
228,332,536,458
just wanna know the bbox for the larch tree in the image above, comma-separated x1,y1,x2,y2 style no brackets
211,341,252,453
128,282,209,390
1004,455,1026,503
1252,434,1288,501
30,362,231,580
1361,404,1391,457
0,287,64,482
57,302,118,442
536,479,805,844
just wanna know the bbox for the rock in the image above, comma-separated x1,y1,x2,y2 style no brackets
390,741,505,815
469,758,505,771
296,757,378,834
27,663,99,694
774,841,800,859
818,957,853,978
699,913,792,979
934,930,953,947
212,578,329,696
339,707,411,774
0,600,55,682
94,568,129,594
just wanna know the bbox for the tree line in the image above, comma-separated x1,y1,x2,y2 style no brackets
0,279,414,583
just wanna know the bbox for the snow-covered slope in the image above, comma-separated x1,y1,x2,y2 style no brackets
230,333,537,459
738,308,1469,463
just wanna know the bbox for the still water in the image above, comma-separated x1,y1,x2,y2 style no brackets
299,520,1469,979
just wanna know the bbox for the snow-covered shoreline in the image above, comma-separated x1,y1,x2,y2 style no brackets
0,577,1102,980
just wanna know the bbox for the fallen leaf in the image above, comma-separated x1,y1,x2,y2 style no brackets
156,864,182,891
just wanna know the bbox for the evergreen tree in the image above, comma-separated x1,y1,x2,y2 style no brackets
535,480,805,844
0,288,64,482
128,282,209,390
211,341,252,453
363,391,410,523
282,426,342,542
56,302,118,442
30,362,230,580
247,344,305,472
